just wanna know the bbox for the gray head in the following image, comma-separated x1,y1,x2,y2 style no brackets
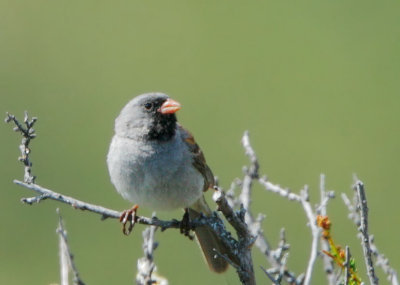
114,92,182,141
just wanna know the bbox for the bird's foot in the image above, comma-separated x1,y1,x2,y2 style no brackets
180,208,194,240
120,204,139,235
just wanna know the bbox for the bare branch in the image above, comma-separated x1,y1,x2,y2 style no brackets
241,130,259,180
15,175,254,284
300,186,321,285
213,188,256,285
9,113,397,285
257,169,338,285
59,218,69,285
240,132,301,284
225,131,317,284
343,180,398,285
260,266,280,285
14,179,250,271
341,192,361,227
353,180,379,285
344,246,351,285
341,193,399,285
57,209,85,285
319,174,336,285
369,235,399,285
136,224,168,285
277,253,289,283
258,174,327,285
16,177,258,285
14,180,184,230
270,229,289,265
214,250,242,272
16,180,121,219
5,112,37,183
6,115,259,284
213,189,249,239
258,176,301,202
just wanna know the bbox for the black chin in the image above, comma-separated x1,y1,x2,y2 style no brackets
146,113,177,141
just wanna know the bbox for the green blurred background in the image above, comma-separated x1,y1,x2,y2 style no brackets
1,1,399,284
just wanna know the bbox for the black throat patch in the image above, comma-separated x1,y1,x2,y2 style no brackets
146,113,177,141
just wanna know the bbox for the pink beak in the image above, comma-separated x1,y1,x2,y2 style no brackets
159,98,182,114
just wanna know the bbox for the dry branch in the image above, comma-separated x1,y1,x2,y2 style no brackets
342,184,399,285
6,112,399,285
7,112,257,285
57,209,85,285
5,111,37,183
319,174,336,285
136,225,168,285
353,180,379,285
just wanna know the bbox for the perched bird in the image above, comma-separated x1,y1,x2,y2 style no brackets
107,92,229,273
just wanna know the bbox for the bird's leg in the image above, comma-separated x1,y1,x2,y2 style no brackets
119,204,139,235
180,208,194,240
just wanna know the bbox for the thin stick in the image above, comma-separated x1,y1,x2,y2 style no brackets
5,112,37,183
15,180,182,230
354,180,379,285
319,174,336,285
213,188,256,285
300,187,320,285
258,177,301,202
260,267,280,285
57,209,85,285
241,132,300,284
344,246,351,285
136,225,168,285
342,191,399,285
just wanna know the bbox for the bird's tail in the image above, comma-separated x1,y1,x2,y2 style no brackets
189,196,229,273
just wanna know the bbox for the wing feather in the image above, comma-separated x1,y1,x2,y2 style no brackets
178,124,214,191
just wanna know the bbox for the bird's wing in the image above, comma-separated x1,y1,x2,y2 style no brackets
178,124,215,191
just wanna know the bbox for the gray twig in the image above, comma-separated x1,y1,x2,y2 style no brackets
11,113,397,285
256,163,338,285
354,180,379,285
257,175,326,285
136,224,168,285
319,174,336,285
344,246,351,285
277,253,289,283
240,132,300,284
214,250,242,272
57,209,85,285
16,180,122,219
15,179,250,283
270,229,290,266
343,180,398,285
258,176,301,202
300,186,320,285
213,188,256,285
369,235,399,285
5,112,37,183
15,180,231,232
260,266,280,285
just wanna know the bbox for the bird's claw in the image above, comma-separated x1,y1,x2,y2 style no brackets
180,209,194,240
120,204,139,235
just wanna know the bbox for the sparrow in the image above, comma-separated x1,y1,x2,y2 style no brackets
107,92,229,273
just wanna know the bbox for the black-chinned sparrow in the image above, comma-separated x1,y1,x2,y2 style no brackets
107,93,228,273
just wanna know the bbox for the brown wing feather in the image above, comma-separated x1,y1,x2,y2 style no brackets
178,124,214,191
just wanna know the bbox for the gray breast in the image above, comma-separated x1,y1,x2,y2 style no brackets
107,134,204,210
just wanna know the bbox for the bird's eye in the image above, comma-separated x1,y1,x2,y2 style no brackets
144,103,153,110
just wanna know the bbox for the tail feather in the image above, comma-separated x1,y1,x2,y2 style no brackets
189,197,229,273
